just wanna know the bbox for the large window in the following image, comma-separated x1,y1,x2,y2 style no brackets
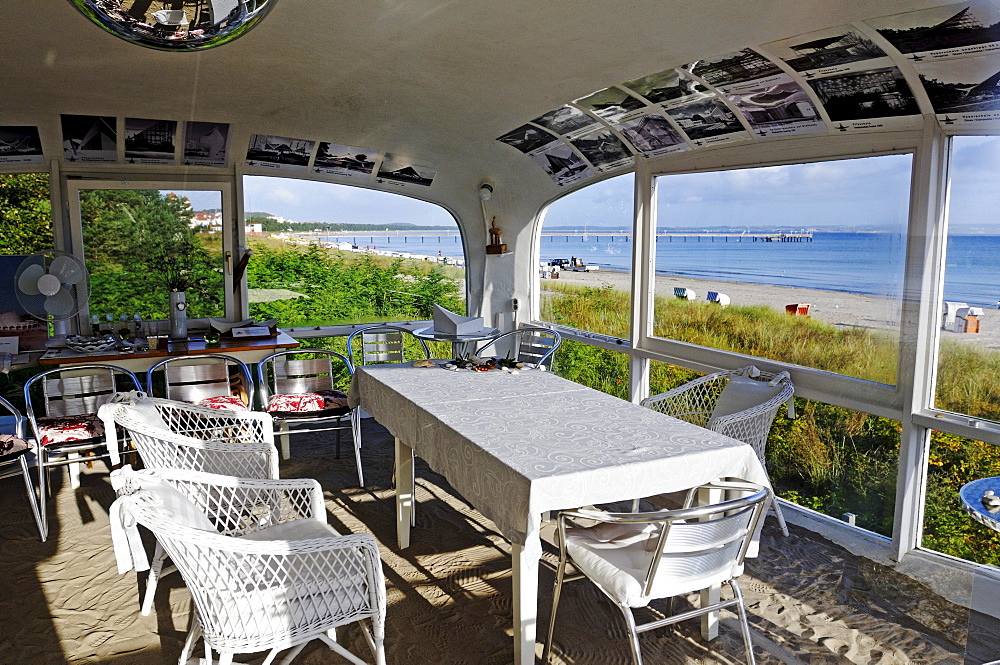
242,177,465,327
76,187,226,323
935,136,1000,423
653,155,911,384
539,173,633,339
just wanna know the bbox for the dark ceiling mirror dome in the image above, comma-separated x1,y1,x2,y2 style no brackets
67,0,278,51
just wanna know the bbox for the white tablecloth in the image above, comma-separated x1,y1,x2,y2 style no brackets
349,363,771,546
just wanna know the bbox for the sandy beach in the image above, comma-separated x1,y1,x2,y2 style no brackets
549,268,1000,350
2,419,995,665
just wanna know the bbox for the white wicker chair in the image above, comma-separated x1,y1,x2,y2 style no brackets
641,366,793,535
110,466,387,665
542,481,770,665
99,395,280,616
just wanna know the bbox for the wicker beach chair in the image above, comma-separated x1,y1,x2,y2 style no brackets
641,365,793,535
110,466,387,665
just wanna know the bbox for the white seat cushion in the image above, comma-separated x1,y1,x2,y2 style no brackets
566,516,747,608
141,484,217,532
239,518,341,541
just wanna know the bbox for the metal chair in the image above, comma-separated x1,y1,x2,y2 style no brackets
110,466,387,665
0,394,45,541
475,326,562,369
256,349,361,481
23,363,142,541
345,324,431,367
100,395,280,617
543,481,770,665
346,325,432,515
641,365,794,535
146,354,254,411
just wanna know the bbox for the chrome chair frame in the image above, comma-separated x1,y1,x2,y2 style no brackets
23,363,141,541
146,353,254,410
0,394,45,541
256,348,362,482
543,481,770,665
475,326,562,369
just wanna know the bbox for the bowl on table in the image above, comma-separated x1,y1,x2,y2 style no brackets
64,334,119,354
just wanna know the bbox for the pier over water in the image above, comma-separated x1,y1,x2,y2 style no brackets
322,231,813,244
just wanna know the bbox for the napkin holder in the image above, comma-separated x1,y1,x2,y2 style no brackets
432,305,484,335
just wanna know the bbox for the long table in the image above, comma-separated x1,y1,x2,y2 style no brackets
349,363,771,665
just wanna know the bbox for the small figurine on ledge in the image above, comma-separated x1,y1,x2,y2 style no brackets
486,216,507,255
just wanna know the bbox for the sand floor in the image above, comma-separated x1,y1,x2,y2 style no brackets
547,269,1000,350
1,419,997,665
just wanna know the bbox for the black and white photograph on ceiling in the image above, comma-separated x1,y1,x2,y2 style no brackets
124,118,177,164
664,99,746,140
571,128,634,172
766,27,889,74
61,114,117,163
0,126,44,165
807,67,921,120
496,124,558,154
686,48,783,86
617,114,689,157
246,134,315,171
314,142,378,178
622,68,714,106
529,141,592,186
575,86,648,124
869,3,1000,57
376,154,438,187
183,121,230,167
531,105,600,138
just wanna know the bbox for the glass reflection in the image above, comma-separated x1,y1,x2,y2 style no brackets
68,0,278,51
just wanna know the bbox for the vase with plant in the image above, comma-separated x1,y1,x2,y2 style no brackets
162,258,196,340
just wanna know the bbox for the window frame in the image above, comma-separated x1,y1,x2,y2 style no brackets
63,177,240,330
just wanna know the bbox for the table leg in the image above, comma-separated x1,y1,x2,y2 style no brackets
395,437,413,549
512,540,541,665
698,484,722,640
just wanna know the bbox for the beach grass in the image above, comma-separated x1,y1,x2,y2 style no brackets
542,281,1000,564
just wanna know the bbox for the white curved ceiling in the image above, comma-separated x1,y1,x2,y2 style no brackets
0,0,985,212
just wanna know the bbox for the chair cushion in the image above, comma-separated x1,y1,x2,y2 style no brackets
239,518,341,541
266,390,350,417
0,434,30,460
36,415,105,447
565,519,744,608
709,375,784,422
141,484,217,532
198,395,249,411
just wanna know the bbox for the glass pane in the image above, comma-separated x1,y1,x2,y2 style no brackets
935,135,1000,423
540,173,633,338
243,176,465,327
653,155,911,384
80,188,225,321
922,431,1000,567
647,360,899,536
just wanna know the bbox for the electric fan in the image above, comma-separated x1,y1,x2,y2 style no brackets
14,250,89,323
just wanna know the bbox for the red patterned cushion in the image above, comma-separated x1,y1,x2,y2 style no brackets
198,395,248,411
37,415,105,447
267,393,325,413
0,434,30,459
267,390,349,417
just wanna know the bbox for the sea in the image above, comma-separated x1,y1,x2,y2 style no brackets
322,232,1000,309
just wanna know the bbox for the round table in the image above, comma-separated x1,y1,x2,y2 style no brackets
959,476,1000,532
412,326,499,358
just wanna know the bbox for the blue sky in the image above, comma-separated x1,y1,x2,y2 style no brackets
180,137,1000,232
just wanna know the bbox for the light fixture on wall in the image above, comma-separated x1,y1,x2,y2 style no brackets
66,0,280,52
479,183,493,201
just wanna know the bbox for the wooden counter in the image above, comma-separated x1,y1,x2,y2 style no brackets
38,331,300,372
